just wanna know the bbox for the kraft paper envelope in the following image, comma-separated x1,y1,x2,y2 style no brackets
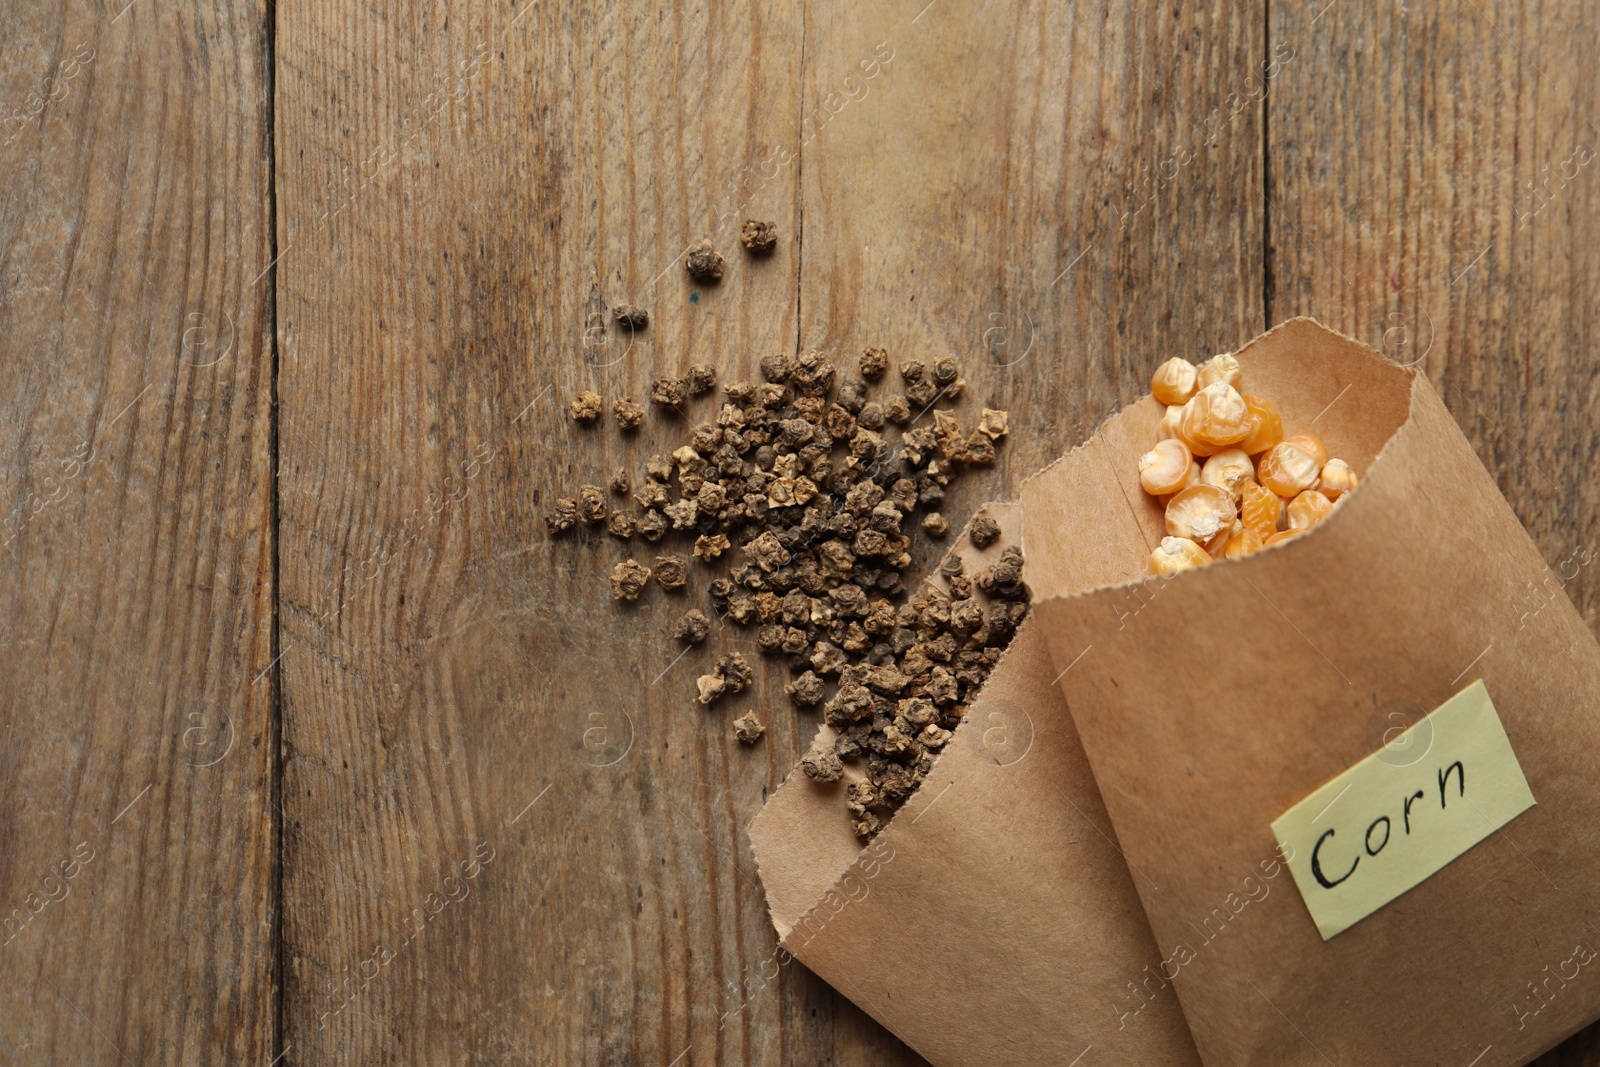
750,504,1202,1065
1022,317,1600,1065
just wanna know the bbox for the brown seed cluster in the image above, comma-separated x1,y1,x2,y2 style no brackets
548,350,1023,836
613,397,644,430
570,391,604,423
686,238,725,283
613,304,650,330
734,711,766,743
739,219,778,254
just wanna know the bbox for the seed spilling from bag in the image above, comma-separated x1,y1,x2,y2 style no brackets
549,346,1023,837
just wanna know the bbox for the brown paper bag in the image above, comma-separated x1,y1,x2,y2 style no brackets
1022,317,1600,1065
749,504,1203,1066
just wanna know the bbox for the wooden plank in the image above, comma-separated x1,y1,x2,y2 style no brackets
798,0,1267,516
1266,0,1600,626
274,1,810,1062
277,0,1263,1061
789,0,1262,1058
1266,2,1600,1063
0,1,277,1064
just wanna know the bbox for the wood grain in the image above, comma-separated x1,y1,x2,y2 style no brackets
273,0,1266,1060
1267,2,1600,1062
797,0,1266,550
0,0,277,1064
1266,0,1600,625
274,1,813,1062
787,1,1260,1056
5,0,1596,1062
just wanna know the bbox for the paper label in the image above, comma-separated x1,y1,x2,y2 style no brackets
1272,680,1535,940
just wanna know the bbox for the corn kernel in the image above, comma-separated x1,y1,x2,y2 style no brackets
1264,528,1303,547
1200,448,1255,500
1138,438,1195,496
1240,481,1283,540
1238,394,1284,455
1287,489,1334,530
1151,358,1199,406
1257,440,1322,497
1165,484,1237,544
1150,535,1212,576
1197,353,1242,390
1157,404,1185,440
1207,519,1242,558
1223,526,1264,560
1178,383,1252,456
1320,458,1359,499
1159,459,1202,505
1283,433,1329,468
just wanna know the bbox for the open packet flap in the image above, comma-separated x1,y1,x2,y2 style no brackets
1021,317,1600,1065
750,504,1202,1065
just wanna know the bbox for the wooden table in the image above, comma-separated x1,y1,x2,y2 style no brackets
2,0,1596,1062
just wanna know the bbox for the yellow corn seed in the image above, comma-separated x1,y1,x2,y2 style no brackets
1223,526,1264,560
1165,484,1237,544
1150,535,1212,576
1240,481,1283,540
1197,353,1242,390
1283,433,1329,468
1265,528,1303,547
1238,394,1284,455
1139,438,1195,496
1157,403,1185,440
1151,357,1199,406
1287,489,1334,530
1159,460,1202,505
1207,519,1242,558
1257,440,1322,497
1320,457,1358,499
1178,383,1252,456
1200,447,1255,500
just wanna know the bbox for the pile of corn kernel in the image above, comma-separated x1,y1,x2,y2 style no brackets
1139,354,1359,576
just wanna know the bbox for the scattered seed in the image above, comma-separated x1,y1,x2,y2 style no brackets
654,554,688,590
544,498,579,536
688,364,717,396
686,238,725,283
786,670,826,706
978,408,1009,440
673,609,710,644
570,391,604,424
613,397,645,430
613,304,650,330
859,347,889,381
760,351,791,382
739,220,778,253
697,672,727,704
637,509,667,541
693,534,730,561
611,559,651,600
578,485,607,523
734,711,767,743
547,337,1020,836
651,377,687,408
801,748,843,783
718,652,753,693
